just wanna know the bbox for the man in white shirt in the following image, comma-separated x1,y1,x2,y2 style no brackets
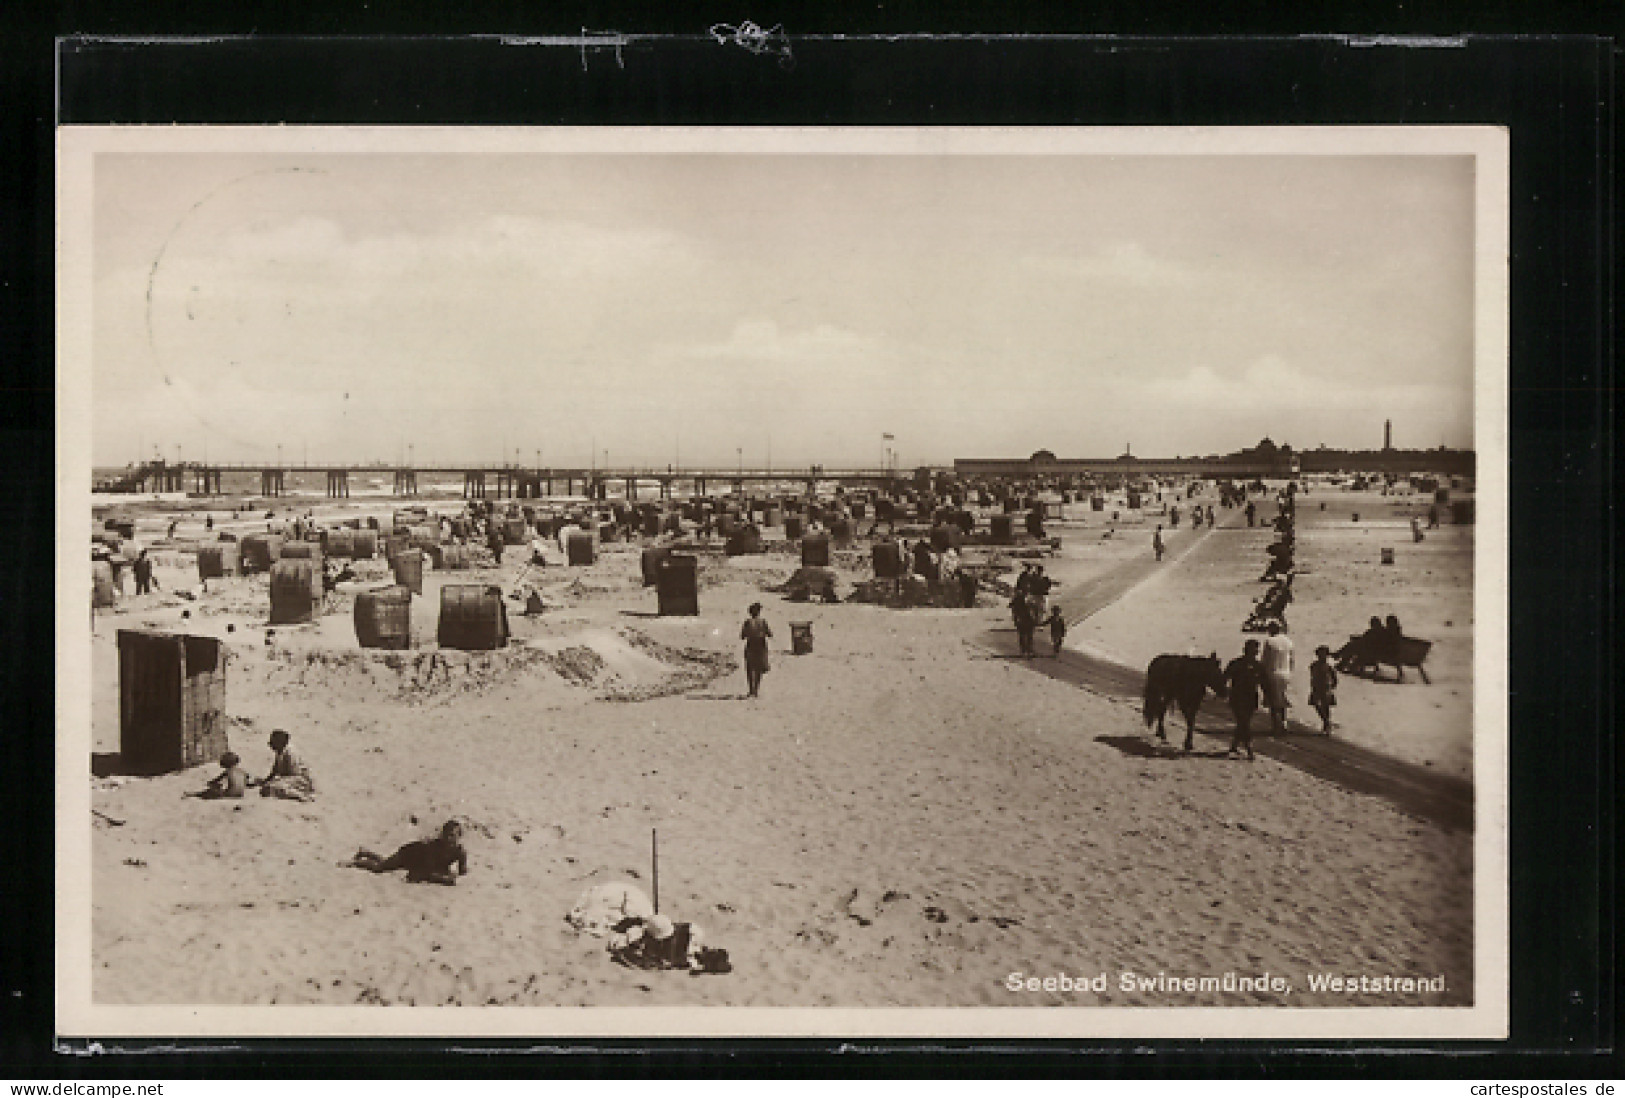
1260,621,1295,734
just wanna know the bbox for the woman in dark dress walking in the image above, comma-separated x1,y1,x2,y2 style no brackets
740,602,773,698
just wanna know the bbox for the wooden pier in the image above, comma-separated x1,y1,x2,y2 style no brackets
98,460,911,500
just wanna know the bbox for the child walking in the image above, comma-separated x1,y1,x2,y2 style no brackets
1309,644,1339,733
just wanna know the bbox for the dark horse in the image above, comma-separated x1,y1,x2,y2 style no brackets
1143,653,1228,752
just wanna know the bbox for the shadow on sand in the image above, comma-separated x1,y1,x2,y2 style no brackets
1094,735,1236,761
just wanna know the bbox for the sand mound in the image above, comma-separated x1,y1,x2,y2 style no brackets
527,627,736,702
243,623,734,707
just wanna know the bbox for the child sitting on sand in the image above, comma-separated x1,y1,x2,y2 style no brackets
346,818,469,885
187,752,247,799
253,729,316,802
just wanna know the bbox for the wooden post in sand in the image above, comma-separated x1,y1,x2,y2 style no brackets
651,829,660,913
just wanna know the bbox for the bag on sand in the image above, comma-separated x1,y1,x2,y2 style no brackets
693,947,732,974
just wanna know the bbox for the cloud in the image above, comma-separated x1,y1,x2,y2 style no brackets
120,212,711,398
1138,355,1469,449
1020,241,1197,288
666,318,880,366
184,212,698,289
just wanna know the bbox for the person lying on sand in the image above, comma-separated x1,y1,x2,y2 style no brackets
186,752,247,799
346,819,469,885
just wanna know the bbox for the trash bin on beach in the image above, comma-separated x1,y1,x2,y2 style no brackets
354,585,412,650
656,554,699,616
116,629,227,775
1380,548,1396,565
789,621,814,655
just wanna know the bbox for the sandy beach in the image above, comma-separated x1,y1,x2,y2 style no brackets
84,483,1474,1009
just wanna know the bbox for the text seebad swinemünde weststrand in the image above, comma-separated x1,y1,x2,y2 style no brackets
1005,971,1448,996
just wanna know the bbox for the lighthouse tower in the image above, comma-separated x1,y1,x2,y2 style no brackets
1384,419,1393,451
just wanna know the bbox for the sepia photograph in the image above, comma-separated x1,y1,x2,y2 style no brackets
55,125,1508,1039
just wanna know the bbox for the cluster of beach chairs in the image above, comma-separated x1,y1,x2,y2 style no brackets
1244,491,1297,633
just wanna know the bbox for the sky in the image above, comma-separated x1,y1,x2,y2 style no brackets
90,148,1477,470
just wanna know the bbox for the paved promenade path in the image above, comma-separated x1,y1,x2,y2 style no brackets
977,505,1474,833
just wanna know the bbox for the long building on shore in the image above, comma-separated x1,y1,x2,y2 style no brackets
954,438,1302,481
956,436,1475,483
